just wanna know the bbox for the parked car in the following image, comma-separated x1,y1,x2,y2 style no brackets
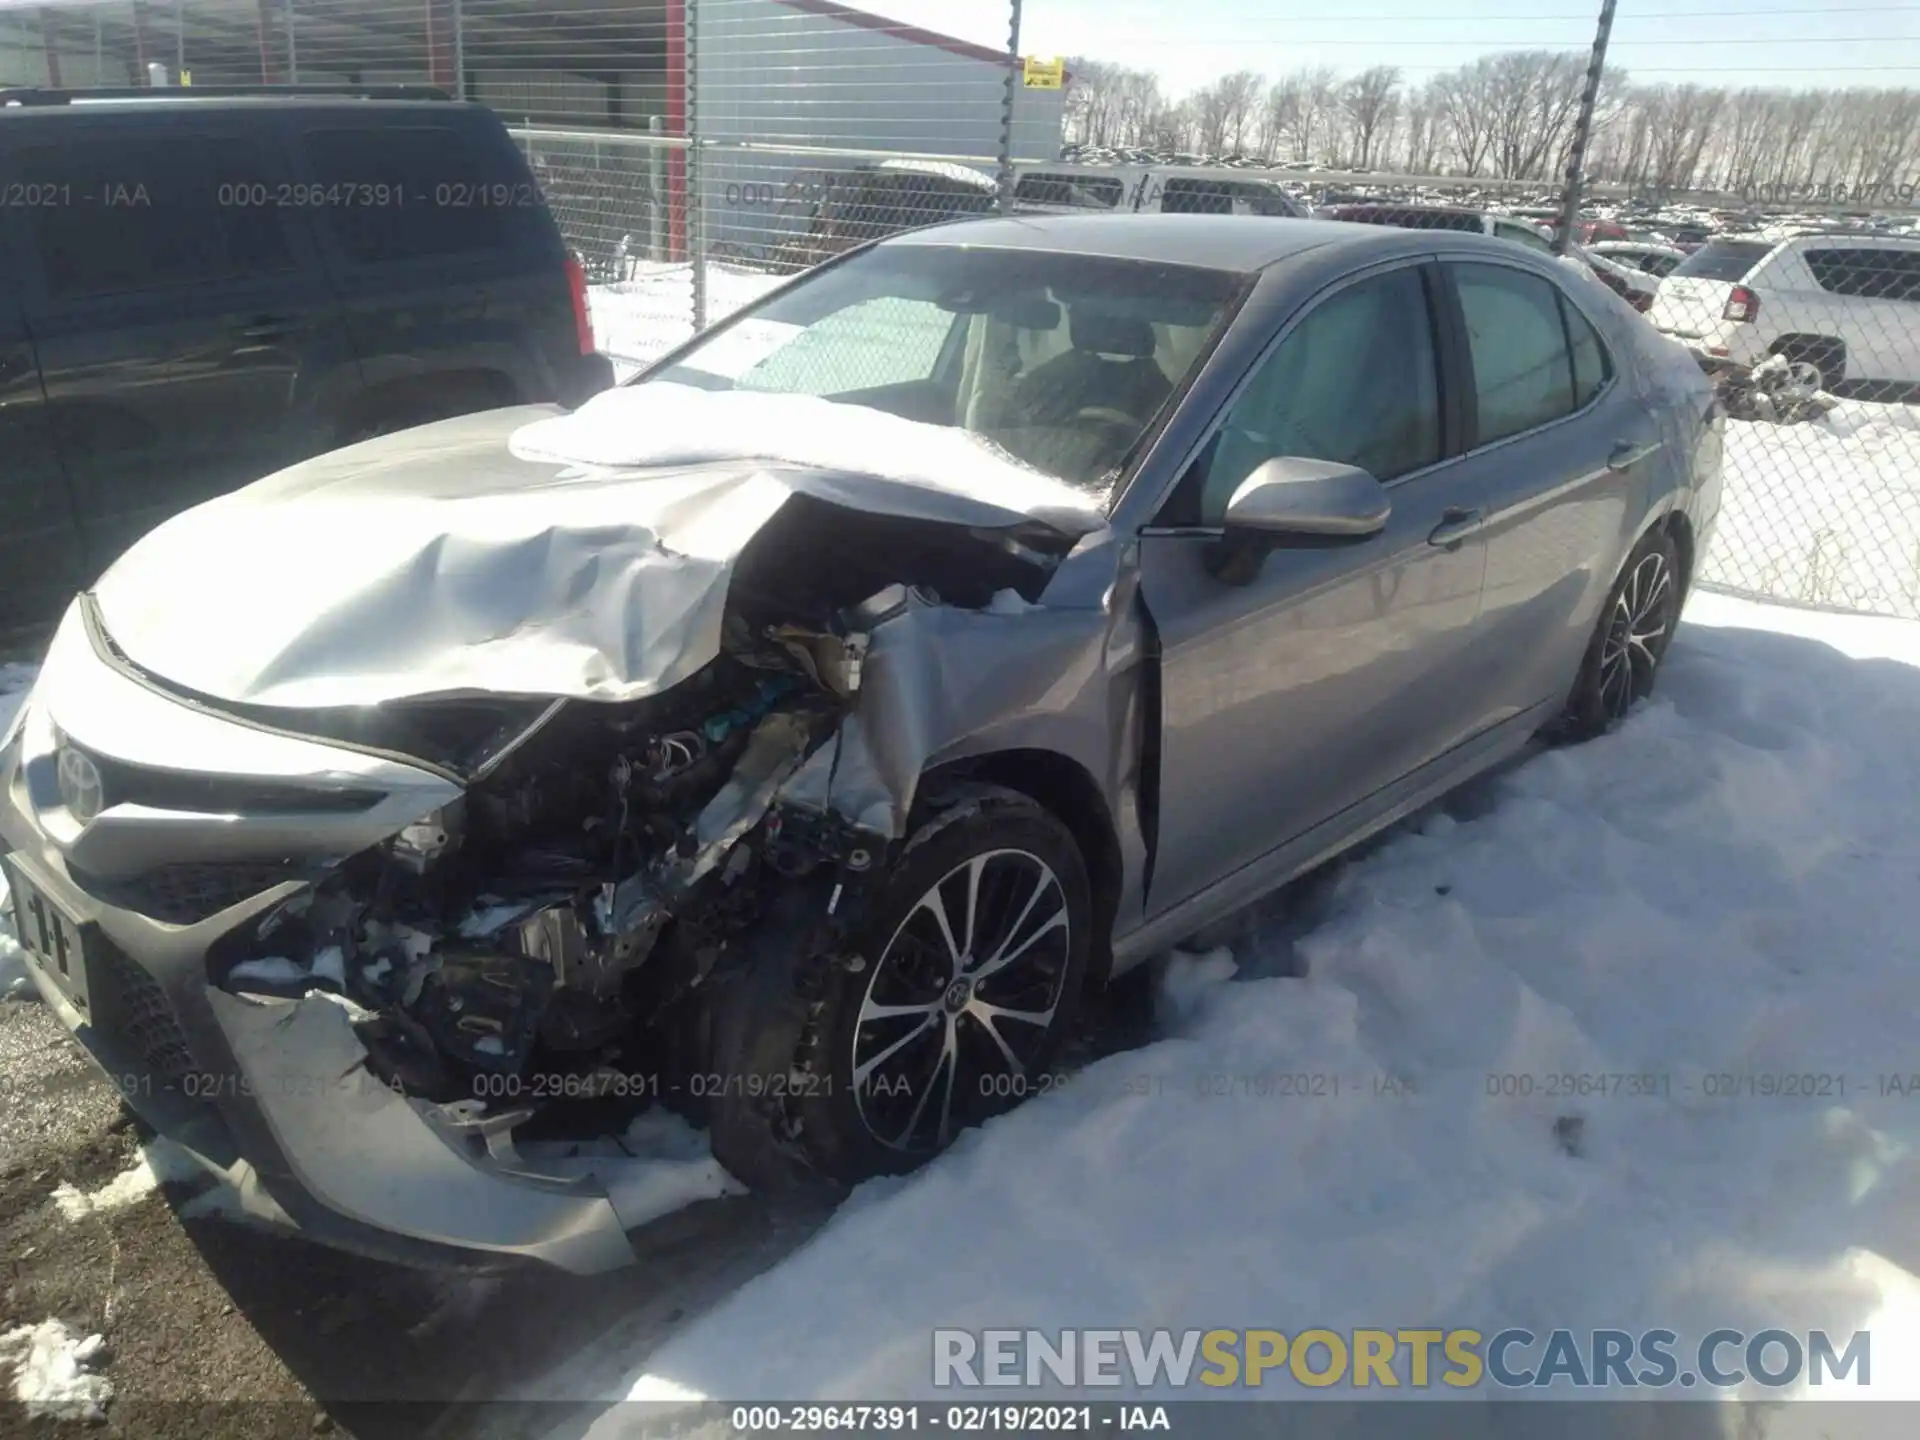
1647,231,1920,396
0,85,613,640
765,159,999,273
1589,241,1688,280
1,215,1719,1273
1318,203,1557,254
1578,246,1660,313
1013,162,1308,220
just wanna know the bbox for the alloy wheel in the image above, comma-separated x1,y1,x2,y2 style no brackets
851,848,1072,1153
1783,359,1826,396
1597,550,1674,721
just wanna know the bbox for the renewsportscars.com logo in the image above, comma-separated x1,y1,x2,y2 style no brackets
932,1328,1871,1392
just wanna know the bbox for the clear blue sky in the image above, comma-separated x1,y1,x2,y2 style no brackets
886,0,1920,94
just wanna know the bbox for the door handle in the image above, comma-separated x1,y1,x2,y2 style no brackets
1608,439,1659,472
1427,508,1484,549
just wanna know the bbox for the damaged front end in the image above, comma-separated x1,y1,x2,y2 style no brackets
216,605,874,1116
2,390,1116,1269
163,509,1085,1265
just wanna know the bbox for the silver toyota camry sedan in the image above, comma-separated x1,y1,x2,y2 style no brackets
0,215,1721,1272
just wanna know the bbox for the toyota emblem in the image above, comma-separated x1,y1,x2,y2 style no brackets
57,745,105,824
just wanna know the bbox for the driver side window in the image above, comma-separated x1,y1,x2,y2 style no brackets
1189,266,1442,525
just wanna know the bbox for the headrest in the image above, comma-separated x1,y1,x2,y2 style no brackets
1069,310,1156,359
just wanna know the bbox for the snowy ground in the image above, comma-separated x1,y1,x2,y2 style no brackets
524,590,1920,1417
1700,401,1920,619
589,263,784,379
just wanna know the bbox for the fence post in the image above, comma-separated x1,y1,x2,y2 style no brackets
175,0,185,83
452,0,465,99
1553,0,1617,256
649,114,668,263
688,0,706,332
997,0,1023,214
285,0,297,83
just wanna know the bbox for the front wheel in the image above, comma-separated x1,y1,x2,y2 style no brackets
767,786,1093,1183
1553,528,1682,740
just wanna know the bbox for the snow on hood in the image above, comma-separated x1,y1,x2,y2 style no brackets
91,391,1104,711
507,383,1103,532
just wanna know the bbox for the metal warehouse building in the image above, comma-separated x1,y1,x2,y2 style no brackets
4,0,1062,273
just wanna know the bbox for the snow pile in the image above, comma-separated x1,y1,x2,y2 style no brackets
508,382,1103,527
577,593,1920,1412
590,264,785,379
1703,399,1920,618
50,1140,203,1222
0,1319,112,1423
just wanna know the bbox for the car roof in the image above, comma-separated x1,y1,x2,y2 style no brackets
883,212,1547,273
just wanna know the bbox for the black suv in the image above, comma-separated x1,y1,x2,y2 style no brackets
0,87,615,638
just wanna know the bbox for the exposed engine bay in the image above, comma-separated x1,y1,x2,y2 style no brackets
211,498,1078,1147
216,617,861,1132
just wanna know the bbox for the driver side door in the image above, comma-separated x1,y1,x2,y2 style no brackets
1135,260,1493,915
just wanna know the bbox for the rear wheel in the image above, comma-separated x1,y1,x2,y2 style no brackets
1553,528,1682,740
1772,336,1846,395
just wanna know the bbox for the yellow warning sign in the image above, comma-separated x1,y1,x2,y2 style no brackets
1022,56,1064,89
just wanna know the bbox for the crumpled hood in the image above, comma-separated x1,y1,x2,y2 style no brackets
92,388,1104,710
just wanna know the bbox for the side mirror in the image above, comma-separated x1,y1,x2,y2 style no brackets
1206,456,1391,585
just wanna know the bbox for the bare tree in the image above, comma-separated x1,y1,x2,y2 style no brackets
1342,65,1402,169
1433,59,1496,175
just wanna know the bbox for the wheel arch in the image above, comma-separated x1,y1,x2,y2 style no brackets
918,748,1123,991
1662,506,1697,600
1768,332,1848,368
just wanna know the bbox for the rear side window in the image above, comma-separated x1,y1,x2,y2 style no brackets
1015,172,1123,209
1452,263,1583,444
16,134,294,299
302,126,510,264
1563,295,1612,408
1803,248,1920,301
1671,238,1771,282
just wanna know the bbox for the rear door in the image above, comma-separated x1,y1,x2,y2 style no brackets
1442,258,1647,726
1136,261,1490,913
0,220,82,636
5,112,353,577
1799,243,1920,389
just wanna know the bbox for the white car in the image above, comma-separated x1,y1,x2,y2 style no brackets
1589,241,1688,280
1648,233,1920,395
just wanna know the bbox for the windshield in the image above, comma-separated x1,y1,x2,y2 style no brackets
650,243,1244,499
1672,238,1771,281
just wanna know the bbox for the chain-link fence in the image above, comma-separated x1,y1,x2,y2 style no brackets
7,0,1920,618
1669,239,1920,618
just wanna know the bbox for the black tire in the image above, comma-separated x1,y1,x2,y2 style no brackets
1554,527,1683,741
1772,336,1846,394
717,785,1092,1186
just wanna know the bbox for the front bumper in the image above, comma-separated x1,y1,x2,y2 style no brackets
0,612,642,1274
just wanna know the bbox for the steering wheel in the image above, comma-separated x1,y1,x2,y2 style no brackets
1071,405,1141,430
